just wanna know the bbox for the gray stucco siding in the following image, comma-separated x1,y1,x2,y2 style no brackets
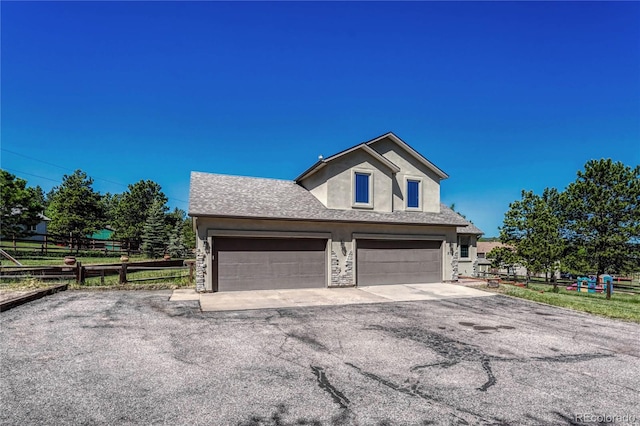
321,151,395,212
369,138,442,213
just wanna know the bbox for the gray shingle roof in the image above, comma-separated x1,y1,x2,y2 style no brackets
189,171,469,227
457,223,484,235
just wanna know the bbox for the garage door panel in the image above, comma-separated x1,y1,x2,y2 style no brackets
358,240,441,250
357,240,442,286
215,238,326,291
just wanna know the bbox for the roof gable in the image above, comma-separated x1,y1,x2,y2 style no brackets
295,132,448,183
295,143,400,183
365,132,449,180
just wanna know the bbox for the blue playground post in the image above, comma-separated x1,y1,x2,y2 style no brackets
601,274,613,295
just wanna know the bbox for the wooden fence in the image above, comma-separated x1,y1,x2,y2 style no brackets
0,233,139,257
0,259,195,285
474,271,640,295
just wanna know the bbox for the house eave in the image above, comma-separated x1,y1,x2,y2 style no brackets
188,212,466,228
294,161,327,182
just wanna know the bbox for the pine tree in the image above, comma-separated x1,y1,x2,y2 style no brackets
113,180,167,251
46,170,104,253
141,201,167,258
167,221,187,258
563,159,640,298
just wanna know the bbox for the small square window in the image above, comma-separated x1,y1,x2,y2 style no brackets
354,172,370,204
28,224,37,232
407,180,420,208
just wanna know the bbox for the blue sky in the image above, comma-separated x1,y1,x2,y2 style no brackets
2,1,639,236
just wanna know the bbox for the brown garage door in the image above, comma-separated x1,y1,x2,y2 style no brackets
357,239,442,286
214,237,327,291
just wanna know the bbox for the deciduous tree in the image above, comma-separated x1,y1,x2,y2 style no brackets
500,188,565,287
487,246,519,280
0,170,44,238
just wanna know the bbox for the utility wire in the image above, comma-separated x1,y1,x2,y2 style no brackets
1,148,129,188
1,167,62,183
1,150,188,204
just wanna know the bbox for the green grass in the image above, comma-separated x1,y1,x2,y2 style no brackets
484,282,640,323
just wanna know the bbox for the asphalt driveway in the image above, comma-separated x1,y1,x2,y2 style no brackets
1,290,638,425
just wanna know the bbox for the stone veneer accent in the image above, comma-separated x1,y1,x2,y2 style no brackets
195,249,206,292
330,249,354,287
451,246,459,281
472,257,478,278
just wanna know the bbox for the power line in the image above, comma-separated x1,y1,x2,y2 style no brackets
1,148,129,188
1,151,188,205
1,167,62,184
2,148,70,172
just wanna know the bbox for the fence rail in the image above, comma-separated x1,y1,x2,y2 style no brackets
473,272,640,295
0,259,195,285
0,233,141,257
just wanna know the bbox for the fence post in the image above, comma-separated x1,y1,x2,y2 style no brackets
119,263,128,284
189,261,194,284
75,261,83,284
100,269,105,285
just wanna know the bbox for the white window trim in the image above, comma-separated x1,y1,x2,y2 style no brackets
404,175,423,211
352,168,374,209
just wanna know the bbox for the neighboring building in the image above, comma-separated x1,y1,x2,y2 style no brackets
456,223,484,277
476,241,527,277
1,209,50,242
88,226,119,251
28,213,51,241
89,227,115,241
189,132,483,292
15,212,50,242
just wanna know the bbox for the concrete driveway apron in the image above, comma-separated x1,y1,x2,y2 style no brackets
171,282,494,312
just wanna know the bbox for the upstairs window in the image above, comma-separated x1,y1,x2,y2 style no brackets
407,179,420,209
353,171,372,207
459,236,470,258
355,173,369,203
405,176,422,210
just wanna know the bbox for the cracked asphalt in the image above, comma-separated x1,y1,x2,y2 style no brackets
1,290,639,425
